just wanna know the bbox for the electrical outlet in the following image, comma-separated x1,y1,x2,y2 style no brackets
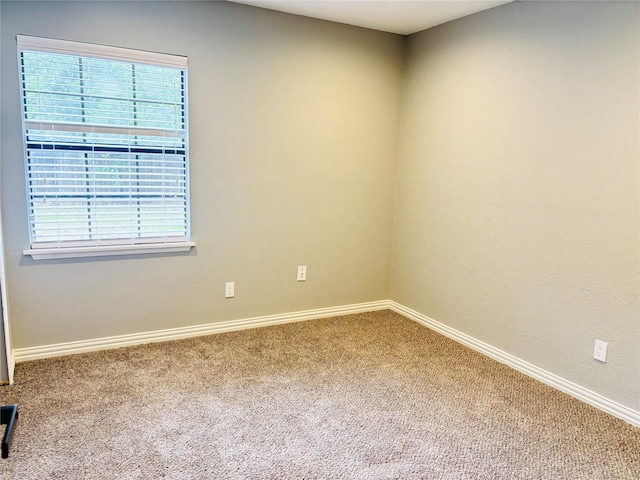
297,266,307,282
593,339,608,362
225,282,234,298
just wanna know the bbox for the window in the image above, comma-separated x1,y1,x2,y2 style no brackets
17,35,194,260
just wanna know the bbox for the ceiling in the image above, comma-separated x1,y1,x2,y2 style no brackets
227,0,512,35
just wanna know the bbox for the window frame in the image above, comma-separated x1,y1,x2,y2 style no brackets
17,35,195,260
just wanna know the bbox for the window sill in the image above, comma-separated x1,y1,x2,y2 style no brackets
23,242,196,260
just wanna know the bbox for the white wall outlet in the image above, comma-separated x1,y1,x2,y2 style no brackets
593,339,608,362
297,266,307,282
225,282,235,298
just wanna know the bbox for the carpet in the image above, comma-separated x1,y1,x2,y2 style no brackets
0,310,638,479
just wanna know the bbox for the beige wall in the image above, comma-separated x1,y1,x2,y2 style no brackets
391,1,639,410
1,1,638,413
0,1,404,347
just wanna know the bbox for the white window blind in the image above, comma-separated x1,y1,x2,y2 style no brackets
18,35,192,258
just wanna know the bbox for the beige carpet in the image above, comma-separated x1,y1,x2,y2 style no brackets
0,310,638,479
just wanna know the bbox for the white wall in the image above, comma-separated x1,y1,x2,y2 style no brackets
391,1,639,410
0,1,404,347
0,0,13,384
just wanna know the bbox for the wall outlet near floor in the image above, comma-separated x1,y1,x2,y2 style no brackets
225,282,235,298
593,339,608,362
297,266,307,282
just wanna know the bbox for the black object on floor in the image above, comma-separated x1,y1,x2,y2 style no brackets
1,404,18,458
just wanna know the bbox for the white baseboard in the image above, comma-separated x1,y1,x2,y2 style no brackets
13,300,389,363
388,301,640,428
12,298,639,428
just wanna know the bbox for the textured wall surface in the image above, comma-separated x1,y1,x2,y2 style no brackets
391,1,639,410
1,0,638,415
0,1,404,348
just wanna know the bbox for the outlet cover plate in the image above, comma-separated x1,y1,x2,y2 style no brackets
297,266,307,282
593,339,608,362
